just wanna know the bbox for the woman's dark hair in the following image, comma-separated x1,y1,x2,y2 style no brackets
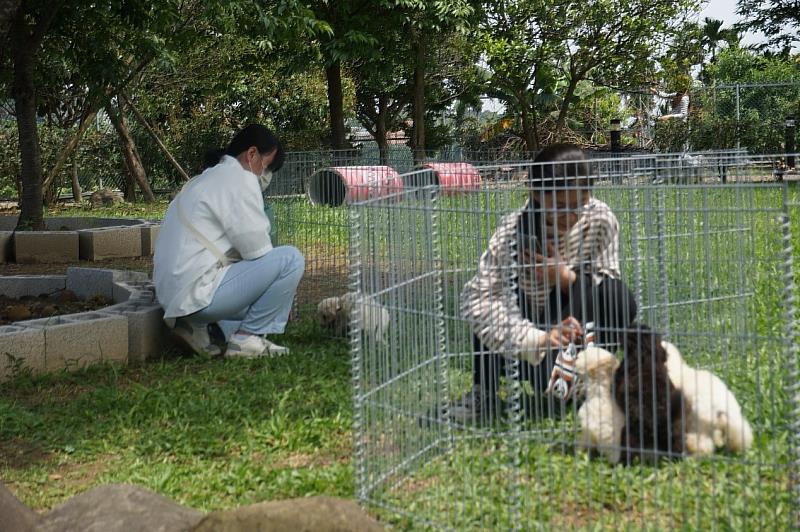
529,143,592,187
202,124,285,172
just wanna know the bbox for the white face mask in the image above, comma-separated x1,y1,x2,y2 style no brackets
258,170,273,191
247,157,273,191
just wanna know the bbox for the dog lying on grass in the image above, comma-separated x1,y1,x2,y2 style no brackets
316,292,389,343
662,340,753,456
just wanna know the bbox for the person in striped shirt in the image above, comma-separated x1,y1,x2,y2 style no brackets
452,143,638,424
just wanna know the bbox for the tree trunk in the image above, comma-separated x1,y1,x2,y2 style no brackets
70,153,82,203
120,93,187,183
554,73,581,138
326,62,347,151
376,97,389,166
411,36,426,164
41,106,99,193
520,100,537,152
11,30,44,230
107,99,154,202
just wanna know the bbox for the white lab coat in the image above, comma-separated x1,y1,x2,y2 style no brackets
154,155,272,319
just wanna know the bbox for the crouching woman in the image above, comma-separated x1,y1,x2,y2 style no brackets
453,143,637,423
154,124,304,358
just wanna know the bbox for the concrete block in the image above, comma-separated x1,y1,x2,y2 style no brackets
0,325,46,381
0,231,13,263
0,275,66,298
66,268,149,300
78,226,143,260
140,223,160,256
14,232,79,263
0,216,16,231
112,280,156,304
104,302,167,363
25,312,128,370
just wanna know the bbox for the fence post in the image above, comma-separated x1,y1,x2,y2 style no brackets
735,84,741,151
610,118,622,152
786,116,796,168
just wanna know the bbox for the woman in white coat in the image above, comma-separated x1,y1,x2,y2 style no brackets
154,124,304,358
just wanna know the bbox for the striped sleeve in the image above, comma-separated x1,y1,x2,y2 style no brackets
459,212,548,364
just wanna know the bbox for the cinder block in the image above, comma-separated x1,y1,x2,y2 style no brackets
140,223,160,256
66,267,149,300
78,226,143,260
0,216,16,231
112,280,156,304
0,275,66,298
15,232,79,263
104,302,167,363
25,312,128,370
0,325,46,381
0,231,13,263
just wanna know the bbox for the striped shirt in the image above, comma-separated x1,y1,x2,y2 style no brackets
460,197,620,364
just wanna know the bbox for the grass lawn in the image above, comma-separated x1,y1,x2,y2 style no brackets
2,181,798,528
0,320,353,512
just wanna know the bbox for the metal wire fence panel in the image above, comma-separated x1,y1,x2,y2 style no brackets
349,154,798,530
273,152,797,322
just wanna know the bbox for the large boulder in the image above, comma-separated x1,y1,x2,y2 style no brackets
192,496,383,532
39,483,203,532
0,482,42,532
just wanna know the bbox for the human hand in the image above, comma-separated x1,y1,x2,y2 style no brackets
525,243,575,289
546,316,583,349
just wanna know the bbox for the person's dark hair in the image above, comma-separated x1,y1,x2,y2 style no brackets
202,124,285,172
529,143,592,187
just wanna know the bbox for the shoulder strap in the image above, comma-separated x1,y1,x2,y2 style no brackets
174,192,230,267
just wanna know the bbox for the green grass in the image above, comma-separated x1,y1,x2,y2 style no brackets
5,181,800,528
0,320,353,512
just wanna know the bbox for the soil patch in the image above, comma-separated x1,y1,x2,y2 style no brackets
0,292,111,325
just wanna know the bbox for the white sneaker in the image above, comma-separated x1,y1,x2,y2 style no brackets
172,320,222,357
226,334,290,358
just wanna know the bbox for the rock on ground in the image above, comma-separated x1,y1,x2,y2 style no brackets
192,496,384,532
38,483,203,532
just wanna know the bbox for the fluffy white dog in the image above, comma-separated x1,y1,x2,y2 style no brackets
575,346,625,465
316,292,389,343
662,340,754,456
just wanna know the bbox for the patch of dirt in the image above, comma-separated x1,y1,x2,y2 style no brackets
0,292,112,325
0,256,153,276
0,438,52,469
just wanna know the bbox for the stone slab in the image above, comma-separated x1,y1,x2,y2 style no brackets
66,267,149,300
0,275,66,298
25,312,128,371
0,325,46,381
78,226,143,261
14,232,79,263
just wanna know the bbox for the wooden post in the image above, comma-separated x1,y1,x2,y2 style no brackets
120,93,190,181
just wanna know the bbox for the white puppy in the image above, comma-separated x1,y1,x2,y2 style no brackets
662,341,753,456
316,292,389,343
575,346,625,465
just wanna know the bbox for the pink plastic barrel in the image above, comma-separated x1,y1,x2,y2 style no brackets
308,166,404,207
422,162,482,194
